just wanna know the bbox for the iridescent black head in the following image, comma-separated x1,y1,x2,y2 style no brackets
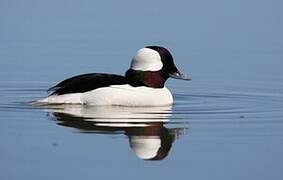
125,46,190,88
146,46,190,80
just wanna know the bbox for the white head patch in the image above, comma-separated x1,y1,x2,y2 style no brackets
130,48,163,71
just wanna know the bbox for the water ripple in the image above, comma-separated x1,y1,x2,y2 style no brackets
0,86,282,127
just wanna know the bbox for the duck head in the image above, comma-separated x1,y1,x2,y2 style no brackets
125,46,191,88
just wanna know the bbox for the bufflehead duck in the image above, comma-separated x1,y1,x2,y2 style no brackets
38,46,190,106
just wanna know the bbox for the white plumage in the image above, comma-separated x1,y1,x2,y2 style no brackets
130,48,163,71
38,85,173,106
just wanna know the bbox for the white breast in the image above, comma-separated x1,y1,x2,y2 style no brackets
38,85,173,106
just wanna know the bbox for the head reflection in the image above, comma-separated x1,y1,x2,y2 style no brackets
127,123,175,160
46,105,184,161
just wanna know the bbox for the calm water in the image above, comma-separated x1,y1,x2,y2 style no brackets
1,0,283,180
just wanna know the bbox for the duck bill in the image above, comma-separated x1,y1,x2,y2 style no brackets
169,71,191,81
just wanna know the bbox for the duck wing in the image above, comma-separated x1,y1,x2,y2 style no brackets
48,73,128,95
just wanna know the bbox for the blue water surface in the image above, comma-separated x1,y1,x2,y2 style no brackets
0,0,283,180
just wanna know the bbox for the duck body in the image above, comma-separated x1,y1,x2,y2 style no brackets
39,74,173,106
38,46,190,106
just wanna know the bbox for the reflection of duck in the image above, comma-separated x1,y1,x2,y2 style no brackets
46,105,185,161
127,123,178,160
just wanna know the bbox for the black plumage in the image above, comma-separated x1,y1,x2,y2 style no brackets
48,73,128,95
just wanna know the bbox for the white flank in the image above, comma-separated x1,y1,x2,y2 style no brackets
82,85,173,106
37,85,173,106
130,48,163,71
37,93,82,104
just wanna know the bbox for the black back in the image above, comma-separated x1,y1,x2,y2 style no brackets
49,73,128,95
